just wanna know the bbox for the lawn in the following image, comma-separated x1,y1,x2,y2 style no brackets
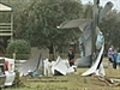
4,66,120,90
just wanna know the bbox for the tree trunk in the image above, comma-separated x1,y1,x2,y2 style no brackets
48,44,55,61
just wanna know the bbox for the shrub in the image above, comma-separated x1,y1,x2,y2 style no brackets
6,39,31,60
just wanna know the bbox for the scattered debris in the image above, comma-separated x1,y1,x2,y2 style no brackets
96,76,120,86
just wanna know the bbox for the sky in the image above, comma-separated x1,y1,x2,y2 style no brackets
81,0,120,12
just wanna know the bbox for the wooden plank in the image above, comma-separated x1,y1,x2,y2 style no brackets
0,30,11,31
0,33,12,36
0,23,11,25
0,26,11,28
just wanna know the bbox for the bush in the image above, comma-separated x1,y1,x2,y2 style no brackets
6,39,31,60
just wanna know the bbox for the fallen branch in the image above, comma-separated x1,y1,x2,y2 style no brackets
96,76,120,86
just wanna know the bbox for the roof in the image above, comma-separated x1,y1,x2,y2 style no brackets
0,2,12,11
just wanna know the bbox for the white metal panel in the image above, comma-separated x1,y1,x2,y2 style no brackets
0,3,12,11
81,44,105,76
4,71,15,86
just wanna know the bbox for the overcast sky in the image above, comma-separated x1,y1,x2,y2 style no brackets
81,0,120,12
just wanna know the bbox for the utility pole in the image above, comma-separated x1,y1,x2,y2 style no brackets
92,0,99,61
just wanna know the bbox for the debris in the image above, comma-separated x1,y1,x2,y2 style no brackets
96,76,120,86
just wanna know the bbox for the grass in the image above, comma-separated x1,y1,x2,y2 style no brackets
3,66,120,90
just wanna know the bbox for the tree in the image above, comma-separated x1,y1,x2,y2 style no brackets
15,0,83,60
83,1,93,19
99,11,120,53
0,0,31,55
6,39,31,60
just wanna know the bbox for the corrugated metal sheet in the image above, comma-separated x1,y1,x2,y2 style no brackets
0,3,12,11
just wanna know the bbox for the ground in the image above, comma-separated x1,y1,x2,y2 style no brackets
4,65,120,90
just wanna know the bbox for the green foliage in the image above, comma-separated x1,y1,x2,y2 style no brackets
99,11,120,49
6,40,31,60
14,0,83,52
2,0,120,54
83,2,93,19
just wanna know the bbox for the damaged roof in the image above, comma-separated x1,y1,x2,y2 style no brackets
0,2,12,11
